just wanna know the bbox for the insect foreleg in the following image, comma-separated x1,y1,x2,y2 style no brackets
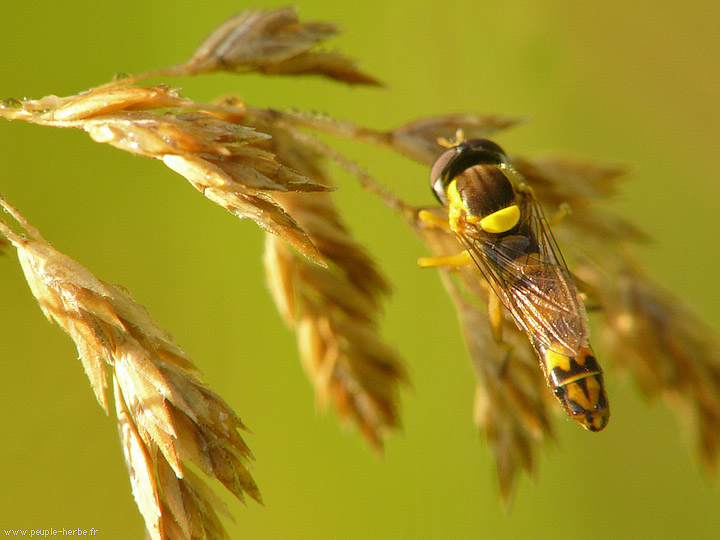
417,209,451,230
416,209,475,267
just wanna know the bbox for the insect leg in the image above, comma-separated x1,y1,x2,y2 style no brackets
416,209,475,267
417,209,451,230
418,250,473,268
487,289,504,343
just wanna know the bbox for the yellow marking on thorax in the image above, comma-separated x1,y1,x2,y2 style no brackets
446,179,520,234
446,180,464,233
479,205,520,234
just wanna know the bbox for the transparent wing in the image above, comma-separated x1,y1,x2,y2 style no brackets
460,191,588,356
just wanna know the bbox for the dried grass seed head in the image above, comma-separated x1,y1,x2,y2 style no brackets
0,197,260,539
253,122,407,451
186,6,382,85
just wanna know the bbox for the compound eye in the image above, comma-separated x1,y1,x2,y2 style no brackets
429,147,457,204
464,139,508,165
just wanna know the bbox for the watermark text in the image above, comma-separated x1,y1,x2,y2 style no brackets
3,528,99,537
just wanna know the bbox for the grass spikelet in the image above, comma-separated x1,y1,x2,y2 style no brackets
182,6,382,85
512,155,648,245
0,197,260,539
258,125,407,450
580,255,720,472
2,84,331,264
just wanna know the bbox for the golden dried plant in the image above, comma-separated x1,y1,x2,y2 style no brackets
0,198,259,540
258,124,408,450
2,5,720,535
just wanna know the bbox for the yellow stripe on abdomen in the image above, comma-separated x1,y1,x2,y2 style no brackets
540,344,610,432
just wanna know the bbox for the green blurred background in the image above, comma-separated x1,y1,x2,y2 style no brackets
1,1,719,538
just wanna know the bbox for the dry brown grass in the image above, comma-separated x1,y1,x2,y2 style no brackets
2,5,720,535
0,198,259,539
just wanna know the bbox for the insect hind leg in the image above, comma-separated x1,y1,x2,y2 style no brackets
418,250,473,268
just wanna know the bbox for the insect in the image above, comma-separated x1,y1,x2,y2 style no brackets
418,137,609,431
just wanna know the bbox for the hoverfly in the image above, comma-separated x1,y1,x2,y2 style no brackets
418,137,609,431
